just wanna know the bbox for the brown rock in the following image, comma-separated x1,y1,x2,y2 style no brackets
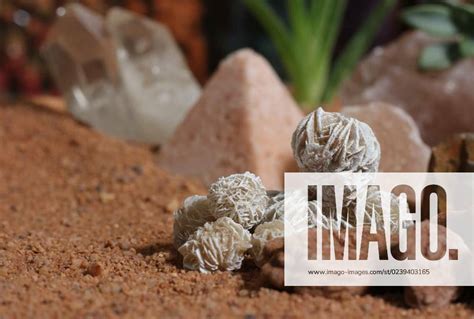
464,136,474,172
158,49,304,189
85,262,103,277
343,102,430,172
261,236,284,266
261,256,285,289
27,96,67,114
392,221,463,308
422,133,474,218
260,228,383,297
393,221,451,261
404,286,461,310
260,237,284,289
429,133,474,172
340,31,474,146
295,286,367,300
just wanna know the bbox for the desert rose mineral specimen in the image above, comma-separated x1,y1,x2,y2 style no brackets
208,172,268,229
173,195,215,248
291,108,380,173
262,193,285,223
347,187,409,232
178,217,252,273
262,190,352,230
251,220,284,267
42,4,200,144
317,185,408,232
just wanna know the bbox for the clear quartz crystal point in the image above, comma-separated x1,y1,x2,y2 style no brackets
42,4,201,144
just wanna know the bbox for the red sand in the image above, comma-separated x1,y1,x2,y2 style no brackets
0,103,472,318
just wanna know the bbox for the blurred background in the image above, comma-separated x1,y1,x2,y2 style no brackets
0,0,424,100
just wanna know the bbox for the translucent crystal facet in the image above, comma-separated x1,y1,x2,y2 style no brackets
42,4,201,144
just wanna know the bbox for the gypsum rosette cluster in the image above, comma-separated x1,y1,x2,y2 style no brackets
264,190,346,231
292,107,380,173
291,107,406,230
173,108,405,273
174,172,286,273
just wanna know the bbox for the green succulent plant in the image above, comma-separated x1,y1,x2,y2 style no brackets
402,1,474,71
243,0,396,110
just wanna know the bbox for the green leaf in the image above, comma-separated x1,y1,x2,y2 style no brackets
287,0,308,40
402,4,457,37
287,0,313,97
441,2,474,37
242,0,296,79
322,0,397,102
244,0,398,108
459,38,474,57
304,0,347,106
418,42,460,70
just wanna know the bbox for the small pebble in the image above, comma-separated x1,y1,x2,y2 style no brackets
85,263,103,277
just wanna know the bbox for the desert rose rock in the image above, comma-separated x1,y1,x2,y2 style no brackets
340,31,474,146
178,217,252,273
292,107,380,173
342,102,430,172
158,49,304,189
43,4,201,144
251,220,284,267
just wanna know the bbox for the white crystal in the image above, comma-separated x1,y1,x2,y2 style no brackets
42,4,201,144
251,220,284,267
208,172,268,229
291,107,380,173
173,195,215,249
178,217,252,273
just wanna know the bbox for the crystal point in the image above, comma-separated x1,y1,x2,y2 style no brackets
43,4,201,144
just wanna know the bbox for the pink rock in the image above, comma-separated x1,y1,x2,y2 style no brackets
340,31,474,146
343,102,430,172
158,49,304,189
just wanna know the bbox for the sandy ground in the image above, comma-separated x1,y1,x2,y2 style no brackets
0,102,473,318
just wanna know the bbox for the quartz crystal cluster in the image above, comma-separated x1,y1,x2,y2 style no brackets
42,4,201,144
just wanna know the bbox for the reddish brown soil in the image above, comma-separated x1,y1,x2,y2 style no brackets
0,103,472,318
